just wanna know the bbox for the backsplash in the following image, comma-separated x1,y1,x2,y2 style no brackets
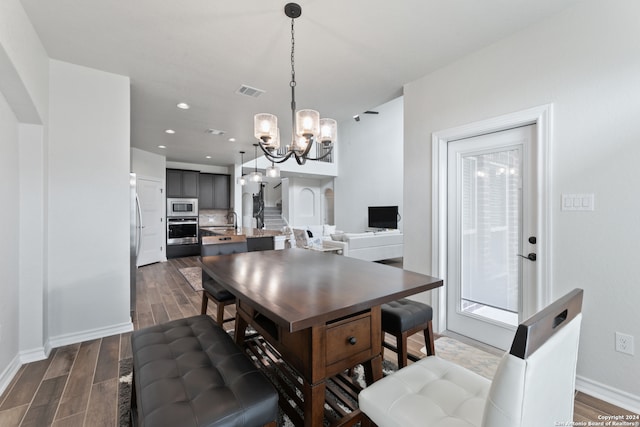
199,209,232,226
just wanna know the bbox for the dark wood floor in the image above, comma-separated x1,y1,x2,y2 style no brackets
0,256,635,426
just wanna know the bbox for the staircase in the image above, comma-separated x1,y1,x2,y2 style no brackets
263,206,287,231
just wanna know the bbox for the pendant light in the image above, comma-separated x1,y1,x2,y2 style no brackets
266,161,280,178
249,144,263,183
237,151,247,186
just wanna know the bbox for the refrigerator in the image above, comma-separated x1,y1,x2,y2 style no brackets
130,173,142,317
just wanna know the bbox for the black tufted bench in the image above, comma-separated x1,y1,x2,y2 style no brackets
381,298,435,368
130,315,278,427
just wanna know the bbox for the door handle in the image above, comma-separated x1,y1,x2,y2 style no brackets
517,253,536,261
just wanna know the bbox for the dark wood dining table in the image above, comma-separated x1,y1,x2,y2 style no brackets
199,248,443,427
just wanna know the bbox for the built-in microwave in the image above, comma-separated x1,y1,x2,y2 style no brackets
167,198,198,217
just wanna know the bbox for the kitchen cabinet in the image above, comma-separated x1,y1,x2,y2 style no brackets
166,169,199,198
166,244,199,259
247,236,274,252
199,173,230,209
213,174,230,208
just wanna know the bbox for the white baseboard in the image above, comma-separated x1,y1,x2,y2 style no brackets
48,321,134,349
1,322,133,399
0,354,22,397
576,375,640,414
19,346,50,364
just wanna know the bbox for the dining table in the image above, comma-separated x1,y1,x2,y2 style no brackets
199,248,443,427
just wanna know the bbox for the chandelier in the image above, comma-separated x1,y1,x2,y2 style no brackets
253,3,337,166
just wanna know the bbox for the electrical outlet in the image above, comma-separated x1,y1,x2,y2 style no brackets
615,332,635,355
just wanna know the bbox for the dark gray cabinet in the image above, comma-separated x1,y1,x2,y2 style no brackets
213,174,230,208
199,173,230,209
166,169,199,198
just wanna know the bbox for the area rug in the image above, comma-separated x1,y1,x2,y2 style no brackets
431,336,502,379
117,358,133,427
178,266,203,292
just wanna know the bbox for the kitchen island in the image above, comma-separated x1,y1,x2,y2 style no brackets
200,227,288,252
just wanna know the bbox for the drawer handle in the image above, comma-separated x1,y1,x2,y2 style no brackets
348,336,357,345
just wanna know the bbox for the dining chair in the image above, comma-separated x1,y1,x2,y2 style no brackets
359,288,584,427
200,239,248,326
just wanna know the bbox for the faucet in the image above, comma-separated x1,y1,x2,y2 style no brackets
228,211,238,230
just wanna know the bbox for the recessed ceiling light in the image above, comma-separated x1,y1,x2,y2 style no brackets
228,137,236,142
176,102,190,110
165,129,175,134
205,155,212,159
158,145,166,149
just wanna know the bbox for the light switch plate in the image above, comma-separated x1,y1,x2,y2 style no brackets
561,193,594,211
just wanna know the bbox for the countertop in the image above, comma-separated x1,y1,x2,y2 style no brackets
200,226,287,238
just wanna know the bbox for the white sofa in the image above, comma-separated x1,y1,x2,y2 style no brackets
290,224,338,249
323,230,403,261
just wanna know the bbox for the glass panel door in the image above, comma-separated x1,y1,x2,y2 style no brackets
447,124,536,350
460,149,520,327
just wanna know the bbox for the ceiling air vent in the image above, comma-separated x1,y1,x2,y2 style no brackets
236,85,265,98
206,128,225,135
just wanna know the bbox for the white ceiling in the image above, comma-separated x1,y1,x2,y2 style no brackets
20,0,580,167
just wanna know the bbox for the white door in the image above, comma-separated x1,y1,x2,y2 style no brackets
447,125,537,350
137,177,164,266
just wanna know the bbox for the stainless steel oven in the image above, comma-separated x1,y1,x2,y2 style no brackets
167,217,198,245
167,198,198,217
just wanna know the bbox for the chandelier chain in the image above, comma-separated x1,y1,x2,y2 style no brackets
290,17,297,145
290,18,296,88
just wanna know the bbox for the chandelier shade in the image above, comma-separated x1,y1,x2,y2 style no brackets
319,118,337,144
295,109,320,138
253,3,336,166
254,114,279,150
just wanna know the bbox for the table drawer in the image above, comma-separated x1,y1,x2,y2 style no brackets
326,313,372,365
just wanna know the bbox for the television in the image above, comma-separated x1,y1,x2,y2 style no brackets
368,206,399,229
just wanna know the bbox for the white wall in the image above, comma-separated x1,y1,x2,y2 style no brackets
404,0,640,411
0,89,21,385
0,0,49,392
286,177,334,227
19,124,46,359
131,147,166,180
335,97,403,232
47,60,132,345
263,179,281,208
0,0,49,124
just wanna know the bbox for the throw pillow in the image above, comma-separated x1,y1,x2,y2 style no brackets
308,225,323,239
293,229,309,248
323,224,336,236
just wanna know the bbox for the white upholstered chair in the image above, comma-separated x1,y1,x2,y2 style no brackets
359,288,584,427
